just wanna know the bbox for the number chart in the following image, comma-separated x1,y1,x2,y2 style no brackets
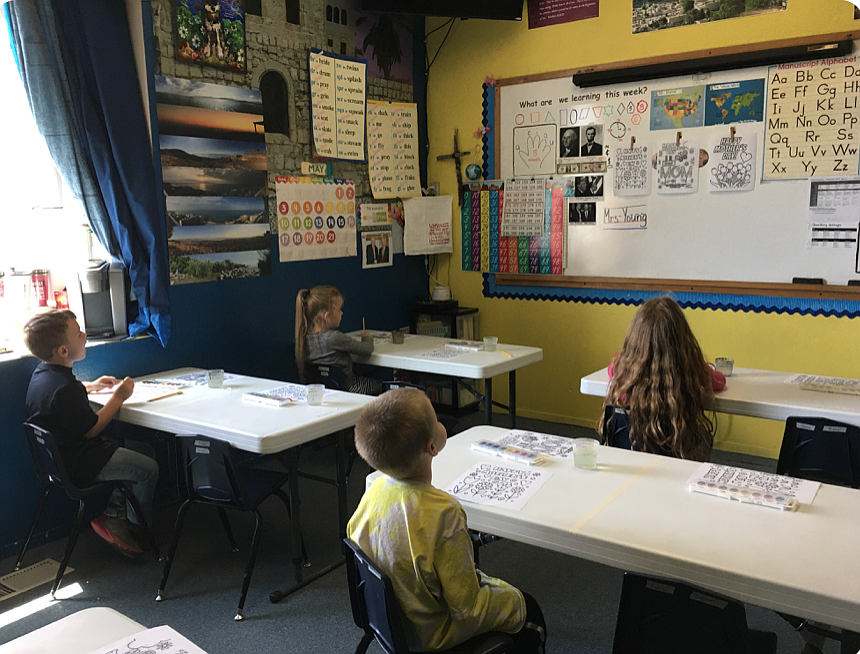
275,176,357,262
462,180,566,275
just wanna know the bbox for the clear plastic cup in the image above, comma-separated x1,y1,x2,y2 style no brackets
573,438,599,470
206,369,224,388
714,357,734,377
306,384,325,405
483,336,498,352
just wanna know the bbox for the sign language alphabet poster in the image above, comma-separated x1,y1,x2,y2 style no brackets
309,48,367,161
276,176,357,262
367,101,421,198
446,462,552,511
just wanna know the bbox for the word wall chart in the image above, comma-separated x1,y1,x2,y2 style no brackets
764,58,860,180
366,101,422,199
462,180,566,274
308,48,367,161
275,176,357,262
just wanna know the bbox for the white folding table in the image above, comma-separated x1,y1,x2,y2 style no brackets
90,368,374,602
580,366,860,425
405,426,860,631
348,333,543,426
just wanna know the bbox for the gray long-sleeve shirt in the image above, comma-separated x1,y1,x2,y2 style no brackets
306,330,373,388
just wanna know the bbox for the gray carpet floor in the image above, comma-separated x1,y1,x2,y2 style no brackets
0,413,833,652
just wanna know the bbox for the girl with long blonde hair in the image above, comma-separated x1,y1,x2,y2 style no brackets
598,296,724,461
295,286,382,394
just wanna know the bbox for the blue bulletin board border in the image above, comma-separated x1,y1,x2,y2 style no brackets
482,273,860,318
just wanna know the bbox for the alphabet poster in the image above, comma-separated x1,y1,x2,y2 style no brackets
275,176,357,262
446,462,553,511
309,49,367,161
764,57,860,180
366,101,421,198
708,133,757,192
655,142,698,194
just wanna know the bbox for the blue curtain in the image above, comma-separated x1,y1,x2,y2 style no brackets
7,0,170,346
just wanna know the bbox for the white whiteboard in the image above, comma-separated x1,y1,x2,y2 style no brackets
498,47,860,284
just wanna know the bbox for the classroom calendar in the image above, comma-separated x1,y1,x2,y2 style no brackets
275,176,357,262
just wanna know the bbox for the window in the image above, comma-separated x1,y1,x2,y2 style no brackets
341,9,347,25
327,37,333,49
0,11,105,347
326,5,332,21
245,0,262,16
259,71,289,136
285,0,300,25
333,7,339,23
340,41,347,55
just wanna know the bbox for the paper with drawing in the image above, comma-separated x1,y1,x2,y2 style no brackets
446,462,552,511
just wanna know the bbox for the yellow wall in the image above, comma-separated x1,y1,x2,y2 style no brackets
426,0,860,458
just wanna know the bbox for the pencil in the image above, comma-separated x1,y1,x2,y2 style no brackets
363,317,366,331
148,391,183,402
499,350,513,357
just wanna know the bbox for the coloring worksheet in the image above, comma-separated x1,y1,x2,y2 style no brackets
493,429,575,459
613,145,652,197
686,463,820,504
446,462,552,511
415,346,466,360
708,133,757,192
84,625,207,654
655,142,699,194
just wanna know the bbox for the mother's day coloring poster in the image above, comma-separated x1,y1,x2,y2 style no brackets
446,462,552,511
709,133,757,192
613,145,652,197
655,142,699,194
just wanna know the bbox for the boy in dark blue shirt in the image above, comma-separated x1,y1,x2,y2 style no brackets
23,310,158,556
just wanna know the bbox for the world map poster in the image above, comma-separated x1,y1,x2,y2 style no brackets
650,86,705,130
704,79,765,126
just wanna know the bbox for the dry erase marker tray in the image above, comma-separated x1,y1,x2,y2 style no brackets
689,480,799,511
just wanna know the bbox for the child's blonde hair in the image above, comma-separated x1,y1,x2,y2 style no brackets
295,285,342,380
599,296,714,460
354,388,435,478
22,309,77,362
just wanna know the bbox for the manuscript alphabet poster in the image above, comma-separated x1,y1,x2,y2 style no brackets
309,49,367,161
764,59,860,180
367,101,421,198
275,176,357,262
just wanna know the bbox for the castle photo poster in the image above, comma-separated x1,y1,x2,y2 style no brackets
633,0,787,35
175,0,247,71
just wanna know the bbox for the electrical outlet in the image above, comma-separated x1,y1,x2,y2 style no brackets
427,182,440,196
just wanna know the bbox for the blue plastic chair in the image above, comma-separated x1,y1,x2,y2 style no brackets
157,435,306,621
343,538,514,654
17,423,160,597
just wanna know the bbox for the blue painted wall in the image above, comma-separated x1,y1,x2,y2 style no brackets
0,242,428,559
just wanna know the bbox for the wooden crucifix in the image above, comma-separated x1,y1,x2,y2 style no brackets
436,129,472,206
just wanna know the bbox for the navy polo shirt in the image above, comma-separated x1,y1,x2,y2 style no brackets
25,362,116,486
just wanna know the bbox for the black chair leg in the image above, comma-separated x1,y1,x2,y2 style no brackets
15,485,51,571
354,632,375,654
273,488,309,563
52,499,88,598
118,485,161,559
236,509,263,621
217,508,238,552
156,500,192,602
